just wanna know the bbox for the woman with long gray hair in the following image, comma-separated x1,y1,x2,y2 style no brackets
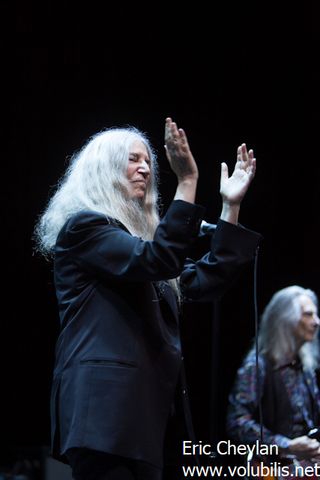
227,285,320,478
35,117,260,480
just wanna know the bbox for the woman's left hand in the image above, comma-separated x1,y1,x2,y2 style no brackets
220,143,256,206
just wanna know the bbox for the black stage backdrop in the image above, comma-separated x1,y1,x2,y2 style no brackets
2,0,319,475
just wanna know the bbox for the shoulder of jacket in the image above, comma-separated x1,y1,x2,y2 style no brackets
66,210,109,227
62,210,129,234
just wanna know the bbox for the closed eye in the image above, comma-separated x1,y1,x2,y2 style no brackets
303,311,317,317
129,154,151,165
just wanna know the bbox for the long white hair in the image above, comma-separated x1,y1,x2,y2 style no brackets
35,127,160,255
258,285,319,370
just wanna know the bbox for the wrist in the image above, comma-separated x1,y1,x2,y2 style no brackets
220,202,240,225
174,178,198,203
177,174,199,184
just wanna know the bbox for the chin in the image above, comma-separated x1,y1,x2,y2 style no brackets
128,188,146,200
306,335,316,343
134,193,146,200
130,195,146,203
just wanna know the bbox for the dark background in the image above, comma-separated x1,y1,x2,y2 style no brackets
2,0,319,474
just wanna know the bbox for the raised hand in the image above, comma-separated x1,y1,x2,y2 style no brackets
164,117,198,182
220,143,256,206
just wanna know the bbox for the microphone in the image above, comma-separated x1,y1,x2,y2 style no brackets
199,220,217,237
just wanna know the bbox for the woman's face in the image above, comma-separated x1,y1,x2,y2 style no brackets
294,295,320,345
126,140,151,200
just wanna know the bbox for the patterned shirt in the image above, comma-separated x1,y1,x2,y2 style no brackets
226,349,320,450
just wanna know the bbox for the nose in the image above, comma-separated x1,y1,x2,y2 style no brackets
138,160,150,176
314,314,320,326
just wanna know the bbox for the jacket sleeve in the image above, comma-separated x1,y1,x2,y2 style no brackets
55,200,205,282
226,351,291,449
179,219,262,302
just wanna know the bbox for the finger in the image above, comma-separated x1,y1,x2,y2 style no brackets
250,158,257,177
178,128,186,142
164,145,172,165
178,128,190,150
166,118,179,139
241,143,249,162
235,146,242,170
310,439,320,447
220,162,229,182
165,117,172,130
237,146,241,161
167,127,180,148
165,117,172,141
165,117,178,140
246,150,255,170
244,160,256,181
238,143,250,164
164,144,171,162
307,447,320,455
171,122,178,134
241,143,247,153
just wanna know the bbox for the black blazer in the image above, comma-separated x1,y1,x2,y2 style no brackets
51,200,261,467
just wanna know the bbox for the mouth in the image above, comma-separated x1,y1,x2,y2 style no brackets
308,330,318,338
133,180,147,186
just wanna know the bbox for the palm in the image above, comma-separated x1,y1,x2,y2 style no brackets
220,144,256,204
164,118,198,180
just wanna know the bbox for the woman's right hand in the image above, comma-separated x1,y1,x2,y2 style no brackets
165,117,199,182
164,117,198,203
